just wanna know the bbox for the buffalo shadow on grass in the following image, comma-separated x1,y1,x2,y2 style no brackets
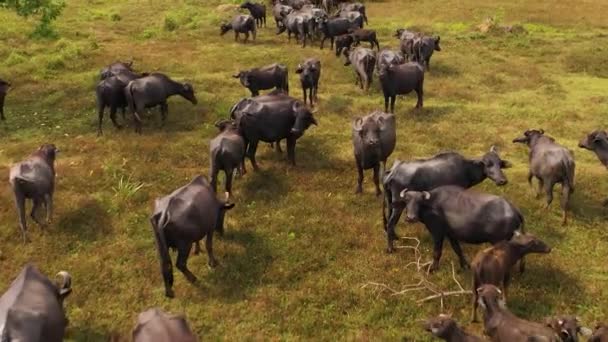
429,62,461,77
55,199,112,241
240,168,289,203
400,103,458,122
202,230,273,302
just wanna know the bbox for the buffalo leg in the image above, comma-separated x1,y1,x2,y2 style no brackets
355,159,363,194
384,95,390,112
386,205,404,253
309,88,314,106
275,140,283,153
330,37,335,49
502,273,511,302
160,103,168,126
109,106,122,130
244,32,250,43
225,167,234,200
561,183,571,225
544,181,555,209
193,242,201,255
448,237,469,270
252,29,256,41
426,58,431,71
287,136,297,166
527,171,534,191
210,163,219,194
320,36,326,49
175,241,197,283
30,198,44,227
44,194,52,225
415,88,423,108
13,192,28,243
205,232,218,267
373,163,381,196
536,177,544,199
97,105,105,136
390,95,396,113
234,32,239,42
247,140,260,171
471,274,480,322
430,235,445,272
303,87,308,105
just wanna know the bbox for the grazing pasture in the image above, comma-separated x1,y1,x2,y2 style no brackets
1,0,608,340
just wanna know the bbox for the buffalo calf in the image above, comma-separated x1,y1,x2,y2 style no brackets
234,63,289,97
579,130,608,205
424,314,484,342
221,15,257,43
349,28,379,50
241,1,266,28
589,323,608,342
0,78,10,120
210,120,245,200
378,62,424,112
295,58,321,106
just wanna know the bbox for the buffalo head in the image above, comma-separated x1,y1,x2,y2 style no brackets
423,314,458,340
214,119,238,132
233,71,252,88
55,271,72,303
511,231,552,254
38,144,59,163
478,145,511,186
180,83,197,105
579,130,608,150
434,36,441,51
215,201,236,236
220,23,232,35
399,189,431,222
545,316,592,342
291,102,317,137
476,284,506,312
353,116,387,148
295,62,318,84
513,129,545,145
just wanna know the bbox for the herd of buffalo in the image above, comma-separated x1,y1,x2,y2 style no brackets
1,0,608,340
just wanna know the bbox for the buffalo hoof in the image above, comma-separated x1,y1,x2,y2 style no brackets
208,259,218,268
459,262,471,271
386,247,394,254
165,289,175,298
429,263,439,273
185,274,198,283
603,198,608,207
375,189,382,197
355,187,362,194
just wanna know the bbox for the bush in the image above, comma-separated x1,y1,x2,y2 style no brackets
164,15,178,31
2,0,66,38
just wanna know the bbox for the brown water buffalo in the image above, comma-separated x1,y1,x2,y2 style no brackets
272,3,293,27
0,264,72,342
589,323,608,342
132,308,198,342
151,175,235,298
295,58,321,106
0,78,10,120
210,119,245,199
378,61,424,112
234,63,289,97
9,144,58,243
513,129,575,224
241,1,266,27
220,15,257,43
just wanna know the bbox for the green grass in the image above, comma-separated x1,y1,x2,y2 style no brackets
1,0,608,340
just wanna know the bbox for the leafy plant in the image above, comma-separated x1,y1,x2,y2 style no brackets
1,0,66,38
112,175,145,201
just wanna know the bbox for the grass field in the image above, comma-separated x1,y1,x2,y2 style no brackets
1,0,608,340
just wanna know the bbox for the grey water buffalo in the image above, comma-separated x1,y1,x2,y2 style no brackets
230,93,317,170
0,264,72,342
352,111,396,196
220,15,257,43
333,10,364,28
395,29,421,61
319,17,360,49
0,78,10,121
233,63,289,96
579,130,608,204
272,3,293,27
210,120,245,199
383,148,512,253
132,308,198,342
9,144,58,243
276,11,313,47
96,70,146,135
343,47,376,91
100,60,133,80
544,316,592,342
513,129,575,224
477,284,560,341
296,58,321,106
471,232,551,322
589,323,608,342
125,73,197,133
399,186,523,271
151,175,235,298
378,61,424,112
376,48,406,73
335,2,367,24
415,36,441,70
349,28,380,50
241,1,266,27
424,314,484,342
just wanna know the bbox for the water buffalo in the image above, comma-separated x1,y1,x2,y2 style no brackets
378,61,424,112
272,3,293,27
343,47,376,91
333,10,364,28
424,314,484,342
352,111,396,196
415,36,441,70
230,93,317,170
96,70,145,135
544,316,592,342
276,11,313,47
241,1,266,27
513,129,575,224
589,323,608,342
151,175,235,298
395,29,422,61
477,284,560,341
376,48,406,73
471,232,551,322
579,130,608,204
335,2,367,24
319,16,360,49
132,308,198,342
349,28,380,50
124,73,197,134
220,15,257,43
234,63,289,97
0,78,10,121
296,58,321,106
0,264,72,342
383,147,512,254
9,144,58,243
335,34,355,56
100,60,133,80
210,119,245,200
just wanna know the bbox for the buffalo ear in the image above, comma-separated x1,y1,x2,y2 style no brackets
295,64,303,74
539,129,545,135
232,72,241,78
500,160,512,169
353,117,363,131
423,191,431,200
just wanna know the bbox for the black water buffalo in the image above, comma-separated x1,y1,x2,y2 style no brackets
335,2,367,24
234,63,289,97
0,264,72,342
319,17,359,49
376,48,406,73
415,36,441,70
241,1,266,27
272,3,293,27
579,130,608,204
276,11,313,47
210,119,245,199
477,285,560,341
343,47,376,91
400,185,523,271
383,147,512,253
513,129,575,224
100,60,133,80
589,323,608,342
132,308,198,342
96,70,145,135
124,73,197,134
9,144,58,243
378,61,424,112
544,316,592,342
349,28,379,50
220,15,257,43
296,58,321,106
424,314,484,342
0,78,10,121
230,93,317,170
151,175,235,298
335,34,355,56
352,111,396,196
